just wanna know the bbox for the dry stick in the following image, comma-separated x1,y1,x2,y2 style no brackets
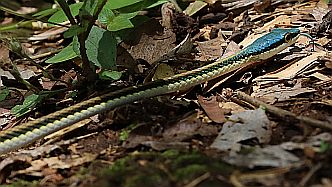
236,91,332,131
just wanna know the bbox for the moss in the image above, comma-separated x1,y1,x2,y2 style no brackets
96,150,235,187
2,180,39,187
174,164,207,181
124,173,166,187
161,149,180,158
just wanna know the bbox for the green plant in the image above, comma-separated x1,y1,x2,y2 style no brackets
46,0,168,81
0,0,168,117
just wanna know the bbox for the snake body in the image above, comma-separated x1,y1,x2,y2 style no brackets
0,28,300,154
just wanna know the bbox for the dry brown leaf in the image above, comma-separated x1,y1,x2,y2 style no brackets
163,114,219,141
127,21,176,64
252,80,316,103
311,72,331,82
28,26,68,41
311,0,330,23
221,41,241,58
22,153,97,172
254,50,326,83
317,36,331,46
219,102,246,114
196,34,225,61
198,95,226,123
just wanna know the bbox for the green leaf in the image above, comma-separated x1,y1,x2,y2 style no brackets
79,0,105,32
99,70,122,80
113,15,149,43
99,1,138,31
64,25,85,38
11,94,43,117
48,2,83,24
107,12,138,31
33,8,58,18
85,26,117,69
320,141,331,152
98,1,115,25
0,87,9,101
108,0,143,9
183,1,207,16
147,0,168,9
72,36,81,56
45,43,78,63
117,0,166,13
119,129,129,141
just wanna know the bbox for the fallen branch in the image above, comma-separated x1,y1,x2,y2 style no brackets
236,91,332,131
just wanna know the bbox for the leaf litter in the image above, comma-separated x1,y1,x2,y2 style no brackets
0,0,332,186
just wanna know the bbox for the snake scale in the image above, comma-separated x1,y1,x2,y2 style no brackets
0,28,301,154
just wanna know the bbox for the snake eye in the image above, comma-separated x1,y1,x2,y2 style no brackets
284,33,292,43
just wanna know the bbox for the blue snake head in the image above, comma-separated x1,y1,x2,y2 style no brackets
245,28,301,60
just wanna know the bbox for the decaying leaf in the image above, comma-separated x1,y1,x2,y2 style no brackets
252,79,316,103
198,95,226,123
196,34,225,61
127,20,176,64
163,114,219,142
253,51,326,84
223,145,300,168
210,108,272,151
124,114,219,149
140,141,190,151
219,101,246,114
280,132,332,152
14,153,97,177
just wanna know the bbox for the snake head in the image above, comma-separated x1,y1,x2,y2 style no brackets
245,28,301,60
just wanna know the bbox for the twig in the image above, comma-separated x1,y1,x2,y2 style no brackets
9,61,40,93
184,172,211,187
299,163,322,187
236,91,332,131
230,167,292,187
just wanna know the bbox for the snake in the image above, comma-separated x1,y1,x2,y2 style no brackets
0,28,301,154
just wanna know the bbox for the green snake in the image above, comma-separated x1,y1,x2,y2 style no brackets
0,28,301,154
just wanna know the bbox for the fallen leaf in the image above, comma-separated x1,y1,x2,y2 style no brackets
311,0,330,23
211,108,272,151
123,114,219,148
152,63,175,80
223,145,300,168
219,101,246,114
252,79,316,103
16,145,62,158
253,51,326,84
140,141,190,151
196,34,225,61
16,153,97,177
184,1,208,16
127,20,176,64
198,95,226,123
163,114,219,142
280,132,332,153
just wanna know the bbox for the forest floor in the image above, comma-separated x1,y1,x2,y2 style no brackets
0,0,331,186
